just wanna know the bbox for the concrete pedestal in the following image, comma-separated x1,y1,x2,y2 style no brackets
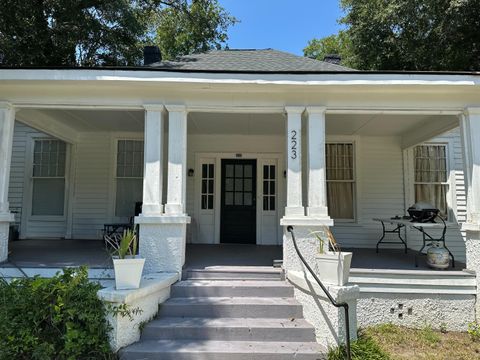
288,270,359,347
464,227,480,318
98,272,178,351
282,224,358,347
0,213,14,262
135,215,190,275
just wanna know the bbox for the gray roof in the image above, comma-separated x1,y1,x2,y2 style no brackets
148,49,352,72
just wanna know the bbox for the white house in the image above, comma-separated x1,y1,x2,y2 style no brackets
1,49,480,355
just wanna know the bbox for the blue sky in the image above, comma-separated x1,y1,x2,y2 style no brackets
219,0,344,55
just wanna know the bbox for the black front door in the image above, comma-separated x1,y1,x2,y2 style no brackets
220,159,257,244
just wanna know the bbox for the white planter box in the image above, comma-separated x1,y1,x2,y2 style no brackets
113,256,145,290
315,252,353,286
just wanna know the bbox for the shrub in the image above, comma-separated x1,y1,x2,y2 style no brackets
328,330,390,360
0,267,115,360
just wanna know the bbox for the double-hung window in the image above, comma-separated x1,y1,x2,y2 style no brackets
326,143,355,220
31,139,67,216
413,144,449,219
115,140,144,217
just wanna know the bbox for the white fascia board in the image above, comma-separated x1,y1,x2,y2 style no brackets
0,69,479,87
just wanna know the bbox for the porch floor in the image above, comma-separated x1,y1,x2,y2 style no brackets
0,240,466,271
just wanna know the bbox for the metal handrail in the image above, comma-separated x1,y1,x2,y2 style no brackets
287,226,351,360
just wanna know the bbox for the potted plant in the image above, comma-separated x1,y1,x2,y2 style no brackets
311,227,352,286
104,229,145,290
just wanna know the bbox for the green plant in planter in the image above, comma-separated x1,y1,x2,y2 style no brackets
311,226,340,254
105,229,138,259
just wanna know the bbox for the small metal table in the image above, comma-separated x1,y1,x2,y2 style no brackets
373,217,455,268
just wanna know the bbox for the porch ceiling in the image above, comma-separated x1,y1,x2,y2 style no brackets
326,113,457,136
188,112,285,135
15,108,460,147
17,108,145,133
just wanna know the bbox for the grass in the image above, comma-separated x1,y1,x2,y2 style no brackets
328,324,480,360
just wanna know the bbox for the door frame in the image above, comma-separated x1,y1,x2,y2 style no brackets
193,152,284,245
220,158,257,244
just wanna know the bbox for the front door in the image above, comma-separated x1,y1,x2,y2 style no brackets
220,159,256,244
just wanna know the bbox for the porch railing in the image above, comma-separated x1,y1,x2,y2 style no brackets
286,226,351,360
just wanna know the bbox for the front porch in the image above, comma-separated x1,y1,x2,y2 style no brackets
2,239,467,272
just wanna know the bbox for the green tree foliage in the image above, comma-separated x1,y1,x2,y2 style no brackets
303,31,354,68
0,267,114,359
155,0,236,60
0,0,235,67
306,0,480,71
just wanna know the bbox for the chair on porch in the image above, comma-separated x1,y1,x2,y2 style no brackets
103,202,142,249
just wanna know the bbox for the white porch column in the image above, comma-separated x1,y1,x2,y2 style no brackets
284,106,305,218
141,105,164,216
137,104,190,275
0,103,15,262
306,106,330,220
165,105,188,215
460,107,480,318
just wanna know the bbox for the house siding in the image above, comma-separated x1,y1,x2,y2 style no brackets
71,133,113,239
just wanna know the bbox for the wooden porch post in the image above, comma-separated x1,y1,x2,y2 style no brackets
136,104,190,274
284,106,305,218
0,102,15,261
460,107,480,317
306,106,330,219
461,108,480,226
141,105,164,216
165,105,188,215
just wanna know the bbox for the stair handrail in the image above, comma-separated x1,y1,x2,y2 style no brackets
286,226,351,360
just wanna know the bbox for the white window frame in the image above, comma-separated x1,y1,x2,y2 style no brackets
26,136,69,221
113,138,144,219
325,141,357,223
405,141,455,222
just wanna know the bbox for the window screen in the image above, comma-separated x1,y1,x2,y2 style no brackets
31,139,66,216
414,144,448,219
115,140,144,217
326,143,355,220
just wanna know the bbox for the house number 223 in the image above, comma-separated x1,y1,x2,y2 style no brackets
290,130,297,159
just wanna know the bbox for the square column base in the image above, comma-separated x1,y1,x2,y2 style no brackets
136,215,191,275
465,229,480,318
0,212,14,262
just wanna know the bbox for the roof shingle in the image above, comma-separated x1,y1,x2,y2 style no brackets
148,48,352,72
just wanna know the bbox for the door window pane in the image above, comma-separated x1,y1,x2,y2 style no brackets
201,163,215,210
262,164,276,211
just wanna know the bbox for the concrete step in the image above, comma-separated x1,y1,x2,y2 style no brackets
120,340,327,360
171,280,294,298
185,266,282,280
141,317,316,342
158,297,303,318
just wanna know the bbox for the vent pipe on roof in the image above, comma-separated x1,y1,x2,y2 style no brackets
143,46,161,65
323,54,342,65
